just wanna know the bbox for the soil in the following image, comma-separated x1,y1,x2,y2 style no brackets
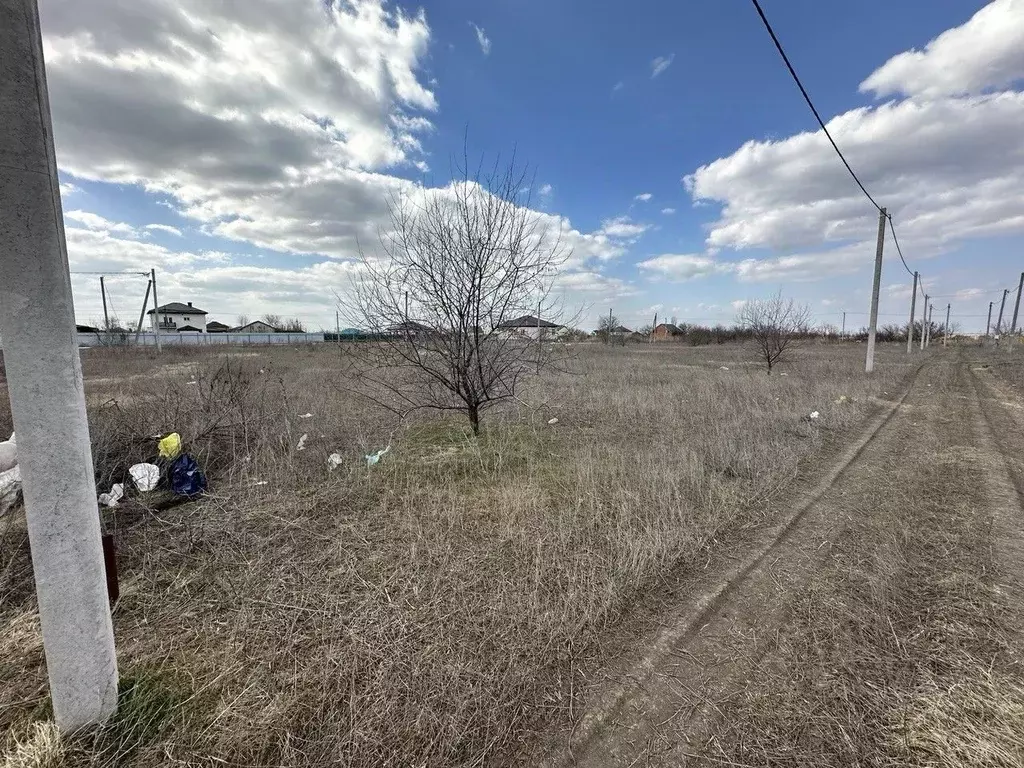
535,349,1024,767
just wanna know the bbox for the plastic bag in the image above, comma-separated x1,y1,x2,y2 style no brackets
158,432,182,460
364,445,390,466
129,463,160,492
169,453,207,497
0,465,21,516
0,432,16,474
98,483,124,507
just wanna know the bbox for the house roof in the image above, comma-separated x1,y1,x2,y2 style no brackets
146,302,208,315
655,323,684,334
177,325,203,332
231,320,279,332
205,321,230,330
387,320,432,332
497,315,561,329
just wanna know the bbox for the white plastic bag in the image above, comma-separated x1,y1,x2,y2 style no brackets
98,483,124,507
129,463,160,492
0,464,21,516
0,432,16,474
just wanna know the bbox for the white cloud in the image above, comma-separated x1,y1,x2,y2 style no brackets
651,54,675,79
634,192,653,202
637,253,729,281
144,223,183,236
661,207,676,215
732,241,873,283
539,183,553,197
65,210,137,235
612,81,624,93
861,0,1024,99
65,226,230,273
596,216,648,240
43,0,435,259
471,23,492,55
685,2,1024,275
59,182,78,197
730,299,748,311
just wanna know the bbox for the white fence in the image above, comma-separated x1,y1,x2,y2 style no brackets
71,332,327,348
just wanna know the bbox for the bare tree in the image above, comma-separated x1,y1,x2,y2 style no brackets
281,317,306,333
597,313,621,345
261,313,283,329
236,314,249,327
736,292,811,374
343,152,572,435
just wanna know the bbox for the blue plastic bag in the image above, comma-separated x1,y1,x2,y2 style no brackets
169,453,207,497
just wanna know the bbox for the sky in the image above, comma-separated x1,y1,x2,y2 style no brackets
42,0,1024,333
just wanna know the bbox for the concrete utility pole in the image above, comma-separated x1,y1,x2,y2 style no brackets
996,288,1009,335
987,302,994,338
134,279,152,345
1010,272,1024,336
150,268,161,352
926,304,934,347
944,303,951,346
906,272,918,353
100,276,109,330
920,294,929,350
0,0,118,730
865,207,887,373
841,311,846,338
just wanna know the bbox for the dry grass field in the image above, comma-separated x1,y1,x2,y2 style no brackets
1,340,931,766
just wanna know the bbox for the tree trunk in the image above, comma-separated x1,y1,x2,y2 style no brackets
468,404,481,436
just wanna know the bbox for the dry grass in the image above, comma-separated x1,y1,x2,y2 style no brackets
1,341,917,766
703,355,1024,768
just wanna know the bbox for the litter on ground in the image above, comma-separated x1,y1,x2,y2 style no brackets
328,453,343,471
98,483,124,507
365,446,390,466
129,463,160,492
0,432,16,474
0,465,21,516
158,432,182,460
296,433,308,451
809,411,820,420
299,413,313,419
547,418,559,425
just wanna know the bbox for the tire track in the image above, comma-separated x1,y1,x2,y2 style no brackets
543,360,931,767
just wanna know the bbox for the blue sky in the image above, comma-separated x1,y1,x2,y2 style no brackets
44,0,1024,333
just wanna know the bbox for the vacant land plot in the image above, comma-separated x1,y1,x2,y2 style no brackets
1,341,935,766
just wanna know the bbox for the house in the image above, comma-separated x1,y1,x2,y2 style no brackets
147,301,208,334
651,323,684,341
231,320,279,334
205,321,230,333
495,315,562,340
387,320,432,338
177,325,203,333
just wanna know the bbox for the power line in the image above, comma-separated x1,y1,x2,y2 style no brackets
886,216,915,279
749,0,881,211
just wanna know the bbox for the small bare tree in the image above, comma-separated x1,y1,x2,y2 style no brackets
736,292,811,374
344,153,573,435
261,313,283,329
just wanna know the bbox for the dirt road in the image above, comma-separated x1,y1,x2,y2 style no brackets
542,350,1024,767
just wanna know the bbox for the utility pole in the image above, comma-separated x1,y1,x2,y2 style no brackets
996,288,1009,336
986,301,994,338
0,0,117,730
944,303,951,346
607,307,613,345
842,311,846,338
134,279,152,345
650,312,657,343
536,297,542,374
100,276,109,331
906,272,918,354
150,268,161,353
926,304,934,348
920,295,929,350
1010,271,1024,336
865,207,886,373
335,309,340,342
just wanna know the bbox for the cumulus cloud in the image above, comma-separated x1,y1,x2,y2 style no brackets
145,223,183,236
65,210,137,235
637,253,730,281
471,23,492,55
634,192,653,202
685,0,1024,279
539,183,553,197
596,216,649,241
661,207,676,215
861,0,1024,98
59,182,78,197
651,54,675,79
42,0,435,259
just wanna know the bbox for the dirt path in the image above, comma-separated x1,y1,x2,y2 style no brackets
542,350,1024,767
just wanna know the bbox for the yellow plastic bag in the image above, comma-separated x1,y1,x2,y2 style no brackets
158,432,182,460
